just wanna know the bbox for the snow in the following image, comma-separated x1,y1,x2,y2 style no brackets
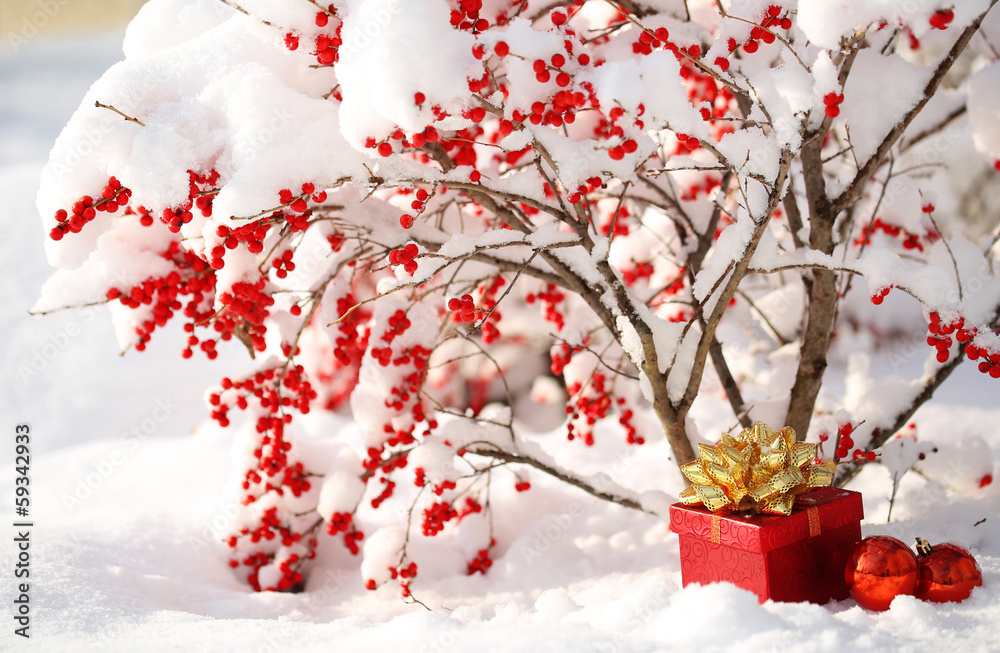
968,62,1000,160
797,0,994,51
840,49,931,166
336,0,480,143
3,15,1000,653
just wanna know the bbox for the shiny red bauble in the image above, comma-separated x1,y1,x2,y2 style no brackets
845,536,919,611
914,538,983,603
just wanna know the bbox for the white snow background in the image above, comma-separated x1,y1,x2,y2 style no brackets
1,19,999,653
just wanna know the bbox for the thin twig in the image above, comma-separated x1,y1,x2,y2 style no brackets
94,101,145,127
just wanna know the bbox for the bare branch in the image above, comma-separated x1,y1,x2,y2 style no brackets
94,101,145,127
466,443,653,514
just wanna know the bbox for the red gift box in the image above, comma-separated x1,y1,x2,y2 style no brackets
669,486,863,603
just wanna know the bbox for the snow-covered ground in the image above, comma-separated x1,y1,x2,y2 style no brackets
1,26,998,653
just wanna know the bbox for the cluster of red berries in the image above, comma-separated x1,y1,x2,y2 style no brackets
227,507,315,591
466,276,505,343
565,372,641,446
210,364,317,436
399,187,433,229
566,176,605,205
854,216,938,252
266,249,294,280
366,308,435,448
631,25,671,56
823,92,845,118
433,479,458,496
370,475,397,509
388,243,419,275
281,183,326,212
274,184,321,233
964,339,1000,379
369,124,443,161
380,309,412,344
928,312,1000,377
215,357,337,590
160,170,221,234
330,290,372,368
215,277,274,354
388,561,419,591
549,340,583,376
49,176,131,240
215,219,272,254
283,5,342,67
422,500,458,536
608,137,640,161
466,546,494,575
818,422,879,463
525,283,567,331
526,85,590,128
102,241,218,355
598,202,632,237
448,294,479,323
927,313,965,363
326,511,352,535
189,169,220,217
530,52,574,87
450,0,491,32
870,285,893,305
618,399,644,445
724,5,790,63
929,9,954,30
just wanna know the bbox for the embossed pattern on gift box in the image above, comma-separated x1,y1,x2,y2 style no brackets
669,487,864,604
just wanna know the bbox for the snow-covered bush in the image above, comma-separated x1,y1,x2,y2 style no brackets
34,0,1000,594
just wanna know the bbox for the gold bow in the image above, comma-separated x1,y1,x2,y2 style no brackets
678,422,837,516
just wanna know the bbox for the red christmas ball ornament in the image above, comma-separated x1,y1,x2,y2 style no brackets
845,536,919,611
914,538,983,603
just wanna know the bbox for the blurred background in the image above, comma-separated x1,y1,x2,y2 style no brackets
0,0,146,34
0,0,249,456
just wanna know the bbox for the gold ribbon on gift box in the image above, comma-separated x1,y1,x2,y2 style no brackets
678,422,837,516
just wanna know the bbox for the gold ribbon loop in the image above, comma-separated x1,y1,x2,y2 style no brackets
679,422,836,516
